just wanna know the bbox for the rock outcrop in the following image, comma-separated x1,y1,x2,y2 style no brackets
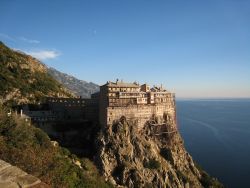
96,117,220,188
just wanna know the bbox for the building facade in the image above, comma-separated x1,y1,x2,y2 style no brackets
99,80,176,130
19,80,176,132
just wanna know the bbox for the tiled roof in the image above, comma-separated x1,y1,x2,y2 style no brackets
150,86,167,92
105,81,140,88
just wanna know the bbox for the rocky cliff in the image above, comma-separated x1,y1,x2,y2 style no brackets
96,118,223,188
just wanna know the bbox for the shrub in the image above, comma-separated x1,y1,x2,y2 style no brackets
194,161,224,188
176,170,189,184
34,129,51,147
200,172,224,188
144,159,161,169
160,148,174,164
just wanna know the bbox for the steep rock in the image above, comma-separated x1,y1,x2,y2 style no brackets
96,118,222,188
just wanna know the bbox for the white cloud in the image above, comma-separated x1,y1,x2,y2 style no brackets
25,50,61,60
19,37,40,44
0,33,16,41
0,33,40,44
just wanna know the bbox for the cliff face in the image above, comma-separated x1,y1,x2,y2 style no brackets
96,118,222,188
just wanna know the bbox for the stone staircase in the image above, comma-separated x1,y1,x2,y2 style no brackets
0,160,49,188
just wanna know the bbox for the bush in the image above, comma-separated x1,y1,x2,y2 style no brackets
176,170,189,184
160,148,173,162
34,129,51,147
200,172,224,188
144,159,161,169
194,161,224,188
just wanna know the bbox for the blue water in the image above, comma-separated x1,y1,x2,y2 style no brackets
177,99,250,188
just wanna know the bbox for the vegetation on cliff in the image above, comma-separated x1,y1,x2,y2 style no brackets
0,105,111,188
0,41,72,106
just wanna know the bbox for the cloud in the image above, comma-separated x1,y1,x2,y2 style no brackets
24,50,61,60
0,33,16,41
0,33,40,44
19,37,40,44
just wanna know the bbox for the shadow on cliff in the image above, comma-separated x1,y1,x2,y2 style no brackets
35,120,101,158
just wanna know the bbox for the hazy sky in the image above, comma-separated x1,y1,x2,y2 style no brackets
0,0,250,98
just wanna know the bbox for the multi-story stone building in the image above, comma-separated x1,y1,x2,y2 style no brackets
19,80,176,133
99,80,176,130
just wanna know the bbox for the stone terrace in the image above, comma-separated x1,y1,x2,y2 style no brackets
0,160,48,188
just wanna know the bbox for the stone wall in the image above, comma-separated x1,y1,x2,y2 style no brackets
98,81,176,130
106,103,176,130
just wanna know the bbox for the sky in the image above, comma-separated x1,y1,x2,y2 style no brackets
0,0,250,98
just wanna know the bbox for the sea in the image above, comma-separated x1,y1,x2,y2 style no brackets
177,99,250,188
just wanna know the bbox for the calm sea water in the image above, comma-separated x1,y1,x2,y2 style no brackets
177,99,250,188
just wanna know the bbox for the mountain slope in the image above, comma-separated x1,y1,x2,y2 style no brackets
0,42,111,187
48,67,99,98
0,41,72,105
0,105,111,188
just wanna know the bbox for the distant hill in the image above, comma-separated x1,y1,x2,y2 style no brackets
0,41,72,105
48,67,99,98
